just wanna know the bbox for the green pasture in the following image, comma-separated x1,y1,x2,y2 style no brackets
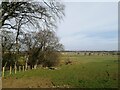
3,54,119,88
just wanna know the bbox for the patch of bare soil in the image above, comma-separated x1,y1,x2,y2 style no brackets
2,77,53,88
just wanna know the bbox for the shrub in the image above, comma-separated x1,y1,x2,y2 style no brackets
65,58,72,65
41,51,61,67
2,52,17,67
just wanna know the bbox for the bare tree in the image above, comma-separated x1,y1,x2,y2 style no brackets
0,0,65,70
27,30,64,68
0,0,65,54
1,0,65,30
1,30,15,54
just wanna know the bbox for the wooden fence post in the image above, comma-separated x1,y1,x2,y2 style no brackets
14,62,17,74
19,66,21,72
25,57,28,71
2,67,5,77
32,65,34,69
2,62,7,77
34,65,36,69
23,66,24,72
10,66,12,75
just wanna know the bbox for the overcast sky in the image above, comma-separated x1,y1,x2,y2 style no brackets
57,2,118,51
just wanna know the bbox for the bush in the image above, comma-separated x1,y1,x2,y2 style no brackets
17,56,26,66
2,52,17,67
2,52,25,68
65,58,72,65
41,51,61,67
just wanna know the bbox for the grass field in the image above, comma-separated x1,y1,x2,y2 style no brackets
2,54,119,88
